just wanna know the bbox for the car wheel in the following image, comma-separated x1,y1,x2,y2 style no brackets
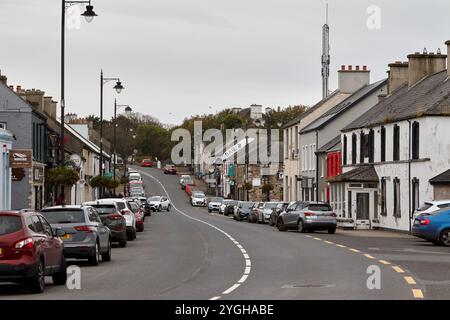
208,209,212,213
269,217,274,226
27,259,45,294
127,230,134,241
328,227,337,234
297,219,306,233
133,228,137,240
277,219,286,232
439,229,450,246
52,256,67,285
101,240,112,262
119,236,127,248
88,242,100,266
167,204,171,212
158,205,162,212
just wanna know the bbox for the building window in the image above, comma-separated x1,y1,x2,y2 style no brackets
343,135,347,165
380,126,386,162
368,129,374,163
352,133,357,164
360,132,365,163
412,178,420,211
0,122,6,129
380,177,387,216
374,191,378,219
412,122,420,160
393,177,401,217
393,125,400,161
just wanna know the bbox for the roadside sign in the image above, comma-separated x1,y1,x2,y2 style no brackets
70,154,82,169
9,149,32,168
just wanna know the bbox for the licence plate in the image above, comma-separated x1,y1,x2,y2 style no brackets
60,234,72,240
414,220,420,226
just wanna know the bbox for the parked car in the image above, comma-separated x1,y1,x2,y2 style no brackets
181,176,195,190
141,159,154,167
180,175,190,185
0,210,67,293
257,202,281,224
219,200,233,214
83,200,128,247
163,164,177,174
127,199,145,232
412,208,450,246
110,199,137,241
414,200,450,219
208,197,224,213
277,202,337,234
40,206,112,266
249,202,264,223
129,182,145,197
128,172,142,182
191,192,207,206
223,200,239,216
137,197,152,216
234,202,256,221
148,196,171,211
269,202,292,226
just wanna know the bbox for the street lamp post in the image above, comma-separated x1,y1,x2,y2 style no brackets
99,71,124,197
60,0,97,202
113,99,132,194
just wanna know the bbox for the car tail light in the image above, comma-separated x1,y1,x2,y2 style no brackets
304,212,316,217
74,226,94,232
121,210,131,215
15,238,34,249
420,219,430,226
110,213,123,220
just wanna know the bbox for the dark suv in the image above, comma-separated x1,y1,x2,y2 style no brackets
0,210,67,293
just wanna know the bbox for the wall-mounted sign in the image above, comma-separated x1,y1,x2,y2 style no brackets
70,154,82,169
33,167,44,184
64,160,76,170
11,168,25,181
252,178,261,187
9,149,32,168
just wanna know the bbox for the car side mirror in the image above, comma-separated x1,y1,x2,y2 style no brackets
53,228,66,237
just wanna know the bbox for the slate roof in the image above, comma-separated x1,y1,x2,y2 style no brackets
301,79,387,134
316,136,341,154
343,70,450,132
329,165,379,183
430,169,450,184
282,89,349,129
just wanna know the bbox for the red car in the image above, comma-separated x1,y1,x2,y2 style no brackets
163,164,177,174
141,159,154,167
0,210,67,293
127,200,145,232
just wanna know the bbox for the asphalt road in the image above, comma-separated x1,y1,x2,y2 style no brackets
1,166,449,300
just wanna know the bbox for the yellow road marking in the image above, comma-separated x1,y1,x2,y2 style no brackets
364,254,375,259
378,260,391,265
313,237,322,240
412,289,424,299
392,266,405,273
336,244,346,248
349,248,361,253
404,276,417,285
324,240,334,244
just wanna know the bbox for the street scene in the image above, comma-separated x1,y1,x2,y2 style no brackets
1,0,450,306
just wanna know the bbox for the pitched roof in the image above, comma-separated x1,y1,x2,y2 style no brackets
329,165,379,183
317,136,341,154
301,79,387,134
430,169,450,184
343,70,450,132
282,89,348,129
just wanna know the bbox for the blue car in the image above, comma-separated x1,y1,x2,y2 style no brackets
412,209,450,246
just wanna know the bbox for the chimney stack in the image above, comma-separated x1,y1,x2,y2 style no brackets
447,40,450,77
44,96,57,119
387,61,409,94
0,70,7,86
407,50,447,87
338,65,370,94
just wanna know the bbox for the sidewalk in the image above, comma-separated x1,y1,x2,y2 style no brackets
336,229,413,239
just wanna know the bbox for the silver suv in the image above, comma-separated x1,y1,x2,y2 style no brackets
277,202,337,234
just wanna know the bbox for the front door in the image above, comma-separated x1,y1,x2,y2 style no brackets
356,193,370,229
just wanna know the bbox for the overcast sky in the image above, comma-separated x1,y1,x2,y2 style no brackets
1,0,449,125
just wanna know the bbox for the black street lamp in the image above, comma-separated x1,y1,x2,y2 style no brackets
113,99,132,194
60,0,97,201
99,71,124,197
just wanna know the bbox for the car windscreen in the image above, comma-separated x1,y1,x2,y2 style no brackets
41,209,86,224
307,204,333,211
129,176,141,181
90,205,117,215
128,202,139,213
210,198,223,202
193,194,205,198
417,202,433,211
228,201,238,206
241,203,254,209
264,203,279,209
0,216,22,235
116,202,126,210
149,196,161,201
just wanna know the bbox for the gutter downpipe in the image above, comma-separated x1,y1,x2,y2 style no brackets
407,120,412,235
315,130,319,202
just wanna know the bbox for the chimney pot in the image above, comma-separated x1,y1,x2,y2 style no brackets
356,66,360,71
341,65,345,71
348,65,353,71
